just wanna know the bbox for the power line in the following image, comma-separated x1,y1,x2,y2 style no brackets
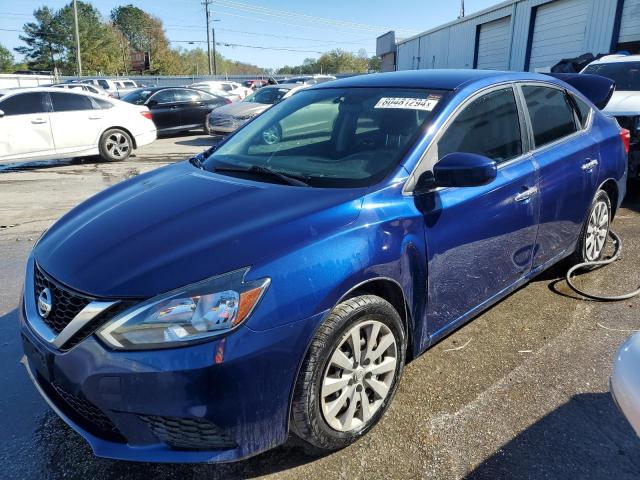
169,38,323,54
166,24,371,46
210,0,417,35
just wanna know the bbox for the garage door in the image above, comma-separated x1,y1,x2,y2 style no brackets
620,0,640,43
476,16,511,70
527,0,588,71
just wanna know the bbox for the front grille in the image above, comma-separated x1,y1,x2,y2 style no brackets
36,373,125,442
34,265,92,334
210,114,240,128
139,415,237,450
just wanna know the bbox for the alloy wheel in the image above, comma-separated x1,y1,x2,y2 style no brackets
105,132,131,158
585,200,609,261
320,319,398,432
262,126,281,145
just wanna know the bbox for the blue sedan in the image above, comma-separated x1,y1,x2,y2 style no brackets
20,70,627,463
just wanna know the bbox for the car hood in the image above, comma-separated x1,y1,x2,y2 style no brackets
603,91,640,115
211,101,269,117
34,162,365,298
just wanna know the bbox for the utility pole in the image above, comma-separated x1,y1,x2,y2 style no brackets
73,0,82,77
212,27,217,75
459,0,465,18
203,0,213,75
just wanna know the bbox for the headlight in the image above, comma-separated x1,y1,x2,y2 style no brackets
235,115,254,121
97,268,269,350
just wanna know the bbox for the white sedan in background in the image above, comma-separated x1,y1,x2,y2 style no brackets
0,87,156,162
188,80,252,100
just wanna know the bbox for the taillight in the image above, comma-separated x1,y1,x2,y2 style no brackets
140,110,153,120
620,128,630,154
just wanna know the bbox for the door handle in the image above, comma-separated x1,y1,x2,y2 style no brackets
581,159,599,171
31,118,47,124
514,187,537,202
88,115,102,120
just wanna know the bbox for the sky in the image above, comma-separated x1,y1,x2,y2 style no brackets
0,0,500,70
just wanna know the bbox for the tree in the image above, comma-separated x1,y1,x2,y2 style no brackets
368,55,382,72
15,7,65,72
111,5,180,74
0,44,14,72
55,1,121,75
277,49,370,75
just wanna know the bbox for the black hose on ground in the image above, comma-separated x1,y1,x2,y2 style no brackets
566,230,640,301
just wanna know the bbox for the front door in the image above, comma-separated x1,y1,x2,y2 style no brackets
519,84,600,268
417,86,540,339
0,92,54,160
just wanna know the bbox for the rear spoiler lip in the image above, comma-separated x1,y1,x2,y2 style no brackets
545,73,615,110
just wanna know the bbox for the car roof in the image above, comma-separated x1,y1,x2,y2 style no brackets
310,69,558,91
262,83,301,91
587,54,640,65
0,86,118,101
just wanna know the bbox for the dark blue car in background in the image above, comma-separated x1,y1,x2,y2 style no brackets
20,69,627,463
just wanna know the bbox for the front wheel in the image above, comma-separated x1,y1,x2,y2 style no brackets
570,189,612,265
99,128,133,162
291,295,406,451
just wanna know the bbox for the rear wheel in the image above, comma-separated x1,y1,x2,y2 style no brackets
570,189,611,265
99,128,132,162
291,295,406,450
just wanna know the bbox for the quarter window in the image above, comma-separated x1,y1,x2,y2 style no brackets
0,92,48,115
569,93,591,129
50,92,94,112
522,86,577,147
437,88,522,164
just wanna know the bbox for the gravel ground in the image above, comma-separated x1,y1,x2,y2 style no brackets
1,136,639,479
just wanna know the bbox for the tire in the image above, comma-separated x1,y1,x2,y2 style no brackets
291,295,406,451
569,189,612,266
99,128,133,162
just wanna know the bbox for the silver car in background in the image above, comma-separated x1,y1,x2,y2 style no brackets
206,83,306,138
611,332,640,436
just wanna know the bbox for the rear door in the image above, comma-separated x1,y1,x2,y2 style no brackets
419,86,540,337
0,92,54,160
174,89,211,129
146,89,182,131
519,83,599,268
48,91,103,155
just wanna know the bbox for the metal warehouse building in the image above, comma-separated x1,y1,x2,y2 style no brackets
377,0,640,72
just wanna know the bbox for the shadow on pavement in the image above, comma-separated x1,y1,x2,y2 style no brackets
174,136,219,147
466,392,640,479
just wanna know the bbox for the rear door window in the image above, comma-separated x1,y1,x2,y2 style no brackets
522,85,577,147
0,92,48,115
438,87,523,164
50,92,94,112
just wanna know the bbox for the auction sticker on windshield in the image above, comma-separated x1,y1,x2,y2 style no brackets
374,95,440,111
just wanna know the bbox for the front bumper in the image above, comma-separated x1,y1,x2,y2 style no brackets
20,301,323,463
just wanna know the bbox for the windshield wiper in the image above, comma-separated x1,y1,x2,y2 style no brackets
214,165,310,187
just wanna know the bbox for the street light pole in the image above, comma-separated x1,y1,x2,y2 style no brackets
72,0,82,77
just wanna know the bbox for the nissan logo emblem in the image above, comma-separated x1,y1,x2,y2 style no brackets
37,288,53,319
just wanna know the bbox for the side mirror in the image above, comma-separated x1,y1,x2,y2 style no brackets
0,109,4,118
416,152,497,191
147,99,158,108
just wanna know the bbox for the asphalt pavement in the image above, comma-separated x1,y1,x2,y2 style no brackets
1,136,639,479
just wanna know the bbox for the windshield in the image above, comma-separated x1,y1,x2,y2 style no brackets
202,87,448,188
583,62,640,91
122,89,154,105
243,87,291,105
